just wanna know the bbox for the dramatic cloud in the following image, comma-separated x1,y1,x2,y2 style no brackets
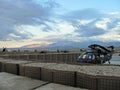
58,9,120,43
0,0,58,41
75,23,106,37
0,0,120,48
20,9,120,46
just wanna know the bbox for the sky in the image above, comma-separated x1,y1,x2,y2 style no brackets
0,0,120,48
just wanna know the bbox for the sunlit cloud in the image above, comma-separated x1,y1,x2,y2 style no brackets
0,0,58,41
77,19,95,25
0,0,120,48
95,18,111,30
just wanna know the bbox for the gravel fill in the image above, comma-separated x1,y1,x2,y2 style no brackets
5,60,32,64
23,62,57,67
43,63,77,71
77,66,120,76
24,62,120,76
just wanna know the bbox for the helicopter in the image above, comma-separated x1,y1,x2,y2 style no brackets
77,44,114,64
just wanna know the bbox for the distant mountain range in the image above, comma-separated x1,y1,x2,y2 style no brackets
20,40,120,50
21,43,49,48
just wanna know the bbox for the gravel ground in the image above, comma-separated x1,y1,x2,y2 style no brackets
24,62,120,77
43,63,77,71
5,60,32,64
77,66,120,76
24,62,57,67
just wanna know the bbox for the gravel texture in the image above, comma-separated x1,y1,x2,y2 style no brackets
24,62,57,67
5,60,32,64
24,62,120,76
77,66,120,76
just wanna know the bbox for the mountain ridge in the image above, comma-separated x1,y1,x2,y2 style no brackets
20,40,120,50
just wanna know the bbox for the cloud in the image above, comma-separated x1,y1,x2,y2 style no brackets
58,9,120,43
90,19,120,43
95,18,111,30
26,9,120,46
1,1,120,48
75,23,106,37
62,8,104,20
0,0,58,41
55,8,107,37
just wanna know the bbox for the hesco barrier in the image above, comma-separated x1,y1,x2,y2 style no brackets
0,62,7,72
0,62,2,72
37,54,45,61
0,60,32,75
0,53,81,63
24,66,41,80
3,63,19,75
19,55,29,60
41,68,53,82
19,65,25,76
29,54,38,60
51,54,57,62
0,58,120,90
0,55,10,59
44,54,52,62
16,65,120,90
76,72,97,90
97,76,120,90
9,55,20,60
52,70,76,86
76,72,120,90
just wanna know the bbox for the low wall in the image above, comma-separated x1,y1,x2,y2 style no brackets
15,64,120,90
4,63,19,75
0,62,2,72
76,72,97,90
0,53,80,63
41,68,53,82
24,66,41,79
0,60,32,75
52,70,76,86
97,76,120,90
0,59,120,90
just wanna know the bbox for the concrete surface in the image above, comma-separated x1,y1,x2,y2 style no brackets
0,72,89,90
34,83,89,90
0,72,47,90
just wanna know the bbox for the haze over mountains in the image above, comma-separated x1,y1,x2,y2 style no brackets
21,40,120,50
